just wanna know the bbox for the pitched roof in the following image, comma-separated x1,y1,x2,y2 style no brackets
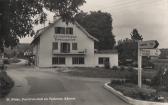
31,18,99,44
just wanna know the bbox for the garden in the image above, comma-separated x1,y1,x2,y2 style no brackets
109,66,168,102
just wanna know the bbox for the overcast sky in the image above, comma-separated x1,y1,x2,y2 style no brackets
20,0,168,48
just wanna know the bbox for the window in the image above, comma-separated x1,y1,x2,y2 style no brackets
98,57,109,64
72,57,84,64
55,27,73,35
55,27,65,34
52,42,58,50
52,57,65,64
72,43,77,50
61,43,70,53
66,27,73,34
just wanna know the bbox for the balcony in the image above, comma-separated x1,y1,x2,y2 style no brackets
52,49,87,55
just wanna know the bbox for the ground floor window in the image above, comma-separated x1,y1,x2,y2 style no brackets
52,57,65,64
98,57,109,64
72,57,84,64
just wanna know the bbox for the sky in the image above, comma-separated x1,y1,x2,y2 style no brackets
20,0,168,48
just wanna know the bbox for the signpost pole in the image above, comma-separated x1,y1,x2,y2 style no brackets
138,41,142,88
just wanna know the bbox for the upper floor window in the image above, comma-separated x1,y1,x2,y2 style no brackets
61,43,70,53
66,27,73,34
72,43,77,50
55,27,73,35
52,42,58,50
55,27,65,34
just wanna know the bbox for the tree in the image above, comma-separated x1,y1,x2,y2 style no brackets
0,0,85,50
117,38,138,66
75,11,116,50
130,28,143,41
117,29,143,66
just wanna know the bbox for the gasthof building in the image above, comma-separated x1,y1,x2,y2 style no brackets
31,18,118,68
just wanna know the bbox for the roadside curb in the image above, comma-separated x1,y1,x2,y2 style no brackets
104,82,168,105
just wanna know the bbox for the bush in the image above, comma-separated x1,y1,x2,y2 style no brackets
127,66,135,71
0,71,14,97
120,66,125,71
126,71,138,84
111,79,126,85
151,67,168,91
104,62,110,69
111,66,118,71
3,59,9,64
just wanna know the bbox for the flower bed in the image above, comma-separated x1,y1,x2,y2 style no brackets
109,80,168,102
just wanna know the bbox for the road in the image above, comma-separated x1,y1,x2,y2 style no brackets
0,59,130,105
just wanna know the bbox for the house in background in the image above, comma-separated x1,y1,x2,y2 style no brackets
31,18,118,68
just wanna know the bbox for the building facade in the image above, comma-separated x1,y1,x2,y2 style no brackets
31,19,118,68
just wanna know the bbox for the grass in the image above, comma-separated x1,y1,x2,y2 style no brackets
0,71,14,98
63,67,157,79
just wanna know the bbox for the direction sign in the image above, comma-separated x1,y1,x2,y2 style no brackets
139,40,159,49
141,49,161,56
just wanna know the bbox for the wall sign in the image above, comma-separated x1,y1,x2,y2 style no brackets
54,35,77,41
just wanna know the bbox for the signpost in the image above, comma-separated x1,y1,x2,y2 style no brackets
139,40,159,49
138,40,159,88
141,49,161,56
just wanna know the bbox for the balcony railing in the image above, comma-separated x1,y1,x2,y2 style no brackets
52,49,87,55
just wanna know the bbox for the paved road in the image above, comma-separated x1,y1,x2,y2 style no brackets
0,60,130,105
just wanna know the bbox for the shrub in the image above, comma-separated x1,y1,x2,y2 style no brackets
104,62,110,69
111,66,118,71
0,71,14,97
126,71,138,84
120,66,125,71
110,79,126,85
127,66,135,71
3,59,9,64
151,67,168,91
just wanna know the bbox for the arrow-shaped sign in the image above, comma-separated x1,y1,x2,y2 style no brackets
139,40,159,49
141,48,161,56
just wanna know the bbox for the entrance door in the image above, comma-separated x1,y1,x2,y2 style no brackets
61,43,70,53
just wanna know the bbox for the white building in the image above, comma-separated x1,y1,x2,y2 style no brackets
31,18,118,68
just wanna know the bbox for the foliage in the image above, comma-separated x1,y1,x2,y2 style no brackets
117,29,143,66
117,38,138,66
104,61,110,69
75,11,116,50
120,66,125,71
109,82,156,101
111,66,118,71
0,71,14,97
130,28,143,41
0,0,86,49
151,66,168,90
